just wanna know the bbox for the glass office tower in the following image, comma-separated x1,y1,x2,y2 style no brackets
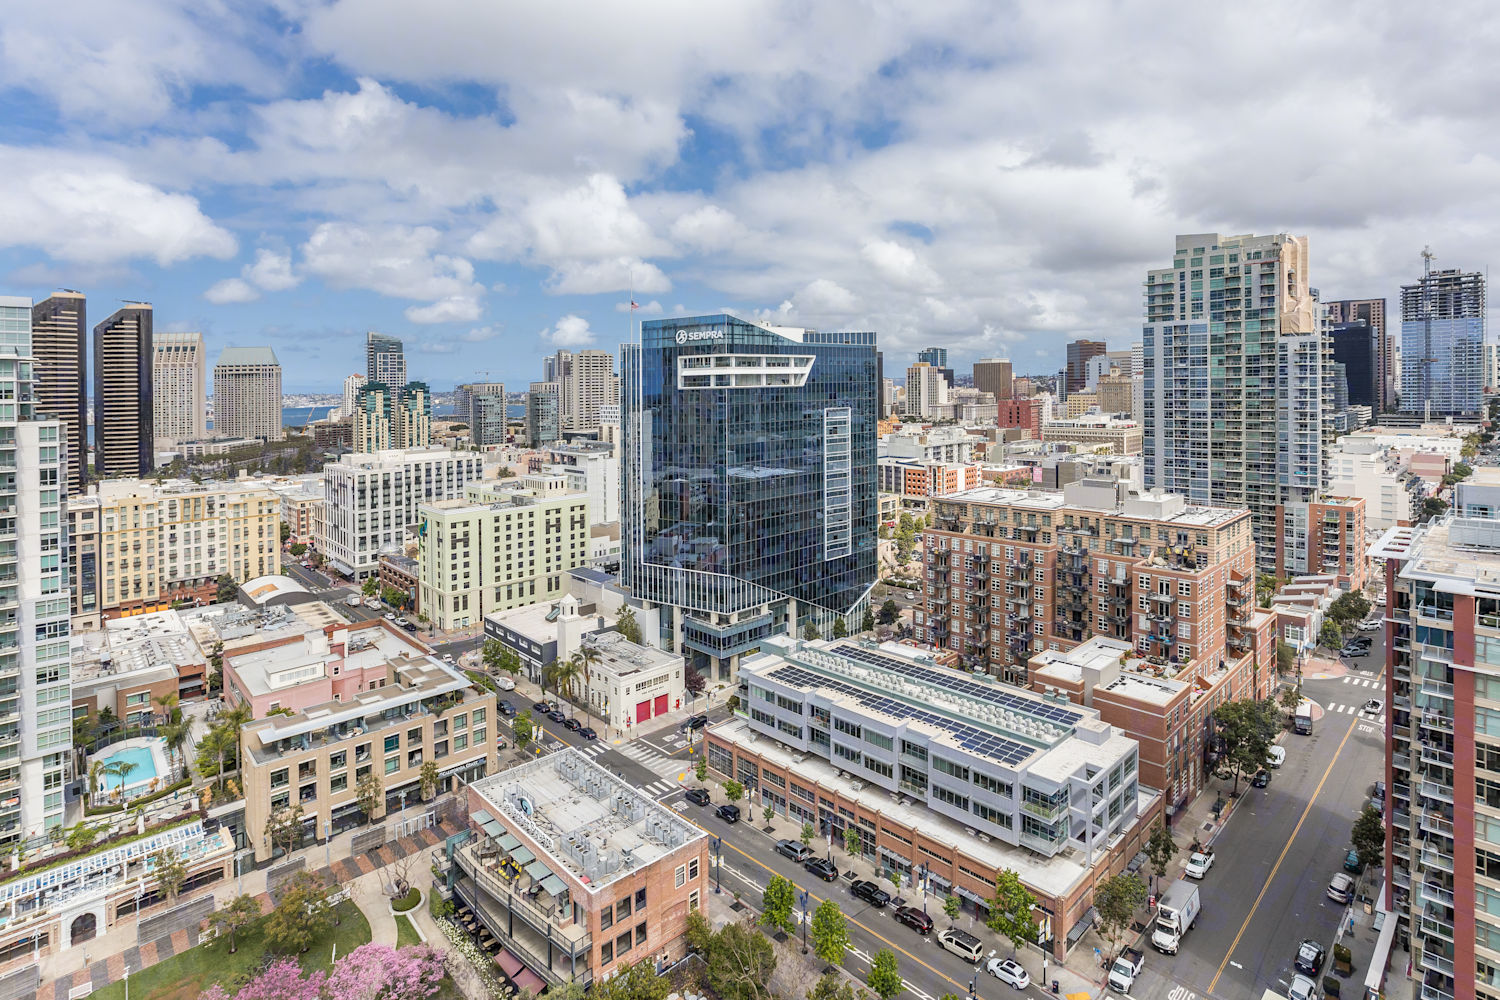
622,315,877,680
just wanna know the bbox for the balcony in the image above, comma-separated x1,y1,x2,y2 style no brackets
455,842,590,952
1419,848,1454,874
1419,744,1453,769
1418,881,1455,909
1417,948,1455,978
1021,797,1067,821
1420,987,1455,1000
1417,781,1453,804
1019,827,1067,855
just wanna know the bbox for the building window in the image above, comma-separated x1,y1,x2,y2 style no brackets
688,889,700,913
675,865,686,889
635,922,647,948
599,940,613,965
384,734,400,753
384,756,399,775
616,931,632,957
688,858,700,880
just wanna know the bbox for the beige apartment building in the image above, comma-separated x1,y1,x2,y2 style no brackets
418,475,590,631
154,331,208,448
71,478,281,619
212,346,282,442
1041,415,1143,455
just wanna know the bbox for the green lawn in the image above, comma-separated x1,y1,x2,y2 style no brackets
91,901,370,1000
394,913,421,947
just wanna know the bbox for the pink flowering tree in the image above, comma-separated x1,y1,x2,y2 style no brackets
323,944,446,1000
216,958,326,1000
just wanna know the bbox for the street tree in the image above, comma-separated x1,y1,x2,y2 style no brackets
156,846,188,901
419,760,440,800
1212,697,1281,795
362,578,379,598
1276,640,1295,674
844,826,861,855
264,803,306,858
264,871,333,954
810,899,850,965
1093,873,1147,961
985,869,1039,956
356,772,384,820
482,640,522,679
1351,804,1385,878
877,600,900,625
761,875,796,935
942,894,960,923
1319,619,1343,649
1279,684,1303,716
514,710,535,749
207,893,262,953
763,804,775,828
723,779,743,803
866,949,903,1000
693,916,777,1000
801,822,816,846
809,973,863,1000
695,756,708,783
1144,822,1177,894
590,958,672,1000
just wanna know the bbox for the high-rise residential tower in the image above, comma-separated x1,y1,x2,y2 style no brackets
1329,321,1379,408
1064,339,1107,392
351,380,430,452
525,382,559,447
454,382,505,424
30,292,87,495
915,346,954,386
341,373,367,418
623,314,877,681
0,296,72,843
1400,260,1485,417
93,304,154,478
366,332,406,387
1142,233,1322,571
563,351,618,432
972,358,1013,400
904,361,949,417
1325,298,1389,411
151,331,207,448
213,346,283,441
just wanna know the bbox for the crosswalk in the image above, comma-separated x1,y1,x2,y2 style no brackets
1339,675,1382,689
1324,702,1386,723
572,740,685,798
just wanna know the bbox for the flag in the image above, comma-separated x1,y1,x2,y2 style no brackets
630,300,639,310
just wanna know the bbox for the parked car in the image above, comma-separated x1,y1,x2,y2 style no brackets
401,622,418,632
1356,620,1381,632
804,857,838,881
685,788,711,806
775,840,814,863
1107,947,1146,994
395,617,411,628
850,880,891,908
578,727,598,741
441,654,454,663
562,717,582,732
345,596,361,607
1183,850,1215,879
1251,769,1271,788
893,906,932,934
1327,872,1356,904
497,700,516,717
1266,745,1287,768
1343,848,1363,873
1288,973,1320,1000
1361,699,1383,714
938,928,983,963
532,701,552,714
384,612,397,621
1372,780,1386,801
495,676,516,691
715,803,741,823
983,957,1030,990
681,714,710,731
1295,939,1327,976
545,710,567,724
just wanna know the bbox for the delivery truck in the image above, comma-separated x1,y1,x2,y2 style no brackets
1150,879,1201,955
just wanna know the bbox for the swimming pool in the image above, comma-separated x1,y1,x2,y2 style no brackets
98,746,158,794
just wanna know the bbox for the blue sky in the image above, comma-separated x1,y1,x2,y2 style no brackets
2,1,1498,392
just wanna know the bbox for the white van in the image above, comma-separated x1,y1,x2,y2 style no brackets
937,928,984,962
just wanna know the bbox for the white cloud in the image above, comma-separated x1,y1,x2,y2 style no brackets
0,146,235,265
669,206,743,252
301,222,485,322
203,277,258,304
860,240,941,292
543,258,671,296
541,315,596,347
792,278,857,315
245,248,299,291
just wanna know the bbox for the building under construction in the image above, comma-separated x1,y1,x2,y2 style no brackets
1399,254,1486,417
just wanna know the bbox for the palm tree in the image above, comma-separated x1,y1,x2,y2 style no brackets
105,759,139,800
576,645,602,724
153,692,181,726
161,717,194,782
88,760,106,804
548,659,581,718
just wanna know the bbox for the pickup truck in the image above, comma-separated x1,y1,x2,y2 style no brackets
1151,879,1201,955
1107,947,1145,994
1183,849,1215,879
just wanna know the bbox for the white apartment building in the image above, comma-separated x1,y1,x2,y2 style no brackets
904,361,950,418
341,373,366,418
152,331,207,447
317,448,483,579
0,297,71,843
880,424,974,464
417,476,589,631
538,441,619,523
454,382,506,424
213,347,282,442
1326,438,1421,531
563,350,619,432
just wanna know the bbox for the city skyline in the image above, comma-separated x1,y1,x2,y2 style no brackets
4,6,1500,390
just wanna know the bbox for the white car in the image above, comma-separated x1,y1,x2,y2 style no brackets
384,612,396,621
442,654,455,663
345,596,361,607
984,958,1030,990
1356,620,1381,632
1183,851,1214,879
1361,699,1383,714
1327,872,1355,904
1288,973,1319,1000
1266,745,1287,769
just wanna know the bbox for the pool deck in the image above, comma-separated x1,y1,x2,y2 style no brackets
93,737,171,798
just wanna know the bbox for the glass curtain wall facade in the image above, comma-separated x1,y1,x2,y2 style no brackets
622,315,877,673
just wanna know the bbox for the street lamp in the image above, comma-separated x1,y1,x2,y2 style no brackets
799,889,810,954
713,835,723,895
918,862,929,915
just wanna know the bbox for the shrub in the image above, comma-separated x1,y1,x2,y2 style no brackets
392,886,421,912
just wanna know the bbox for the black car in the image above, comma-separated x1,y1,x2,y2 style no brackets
562,717,582,732
681,714,710,731
579,727,598,741
850,880,891,908
804,857,838,882
893,906,933,934
715,804,740,823
685,788,711,806
1294,939,1326,976
1252,768,1271,788
497,700,516,717
546,709,567,724
532,701,552,714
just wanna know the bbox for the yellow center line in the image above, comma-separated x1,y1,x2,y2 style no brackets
686,816,971,992
1207,715,1360,994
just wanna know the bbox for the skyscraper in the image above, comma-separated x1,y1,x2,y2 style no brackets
904,361,949,417
454,382,505,424
30,291,87,495
366,332,406,387
622,314,877,681
152,331,207,447
525,382,559,447
1329,321,1378,408
397,382,432,449
1064,339,1107,392
1143,233,1321,571
213,346,283,441
0,296,72,842
563,351,618,432
1400,260,1485,417
341,373,367,418
93,304,154,478
352,380,431,452
1325,298,1389,411
972,358,1013,400
915,346,954,386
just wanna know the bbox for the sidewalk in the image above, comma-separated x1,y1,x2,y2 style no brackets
502,666,722,749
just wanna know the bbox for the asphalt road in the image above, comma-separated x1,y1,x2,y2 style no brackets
1135,631,1387,1000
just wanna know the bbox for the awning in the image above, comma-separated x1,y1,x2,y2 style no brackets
1065,907,1097,945
482,820,505,839
954,885,988,906
1365,878,1397,992
494,950,523,976
540,874,567,897
513,968,546,994
525,860,552,881
496,833,521,851
471,810,494,825
510,846,535,866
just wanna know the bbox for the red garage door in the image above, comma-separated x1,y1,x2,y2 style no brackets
654,694,669,717
636,700,652,723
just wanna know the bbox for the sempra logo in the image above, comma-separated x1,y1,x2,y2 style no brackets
675,329,725,344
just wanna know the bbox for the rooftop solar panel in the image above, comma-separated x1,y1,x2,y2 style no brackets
829,645,1084,726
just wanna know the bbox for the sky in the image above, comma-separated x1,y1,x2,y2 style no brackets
2,1,1499,393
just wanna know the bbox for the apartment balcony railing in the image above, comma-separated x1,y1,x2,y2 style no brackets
1418,881,1455,909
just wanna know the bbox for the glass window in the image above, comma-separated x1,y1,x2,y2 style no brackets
385,756,399,775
